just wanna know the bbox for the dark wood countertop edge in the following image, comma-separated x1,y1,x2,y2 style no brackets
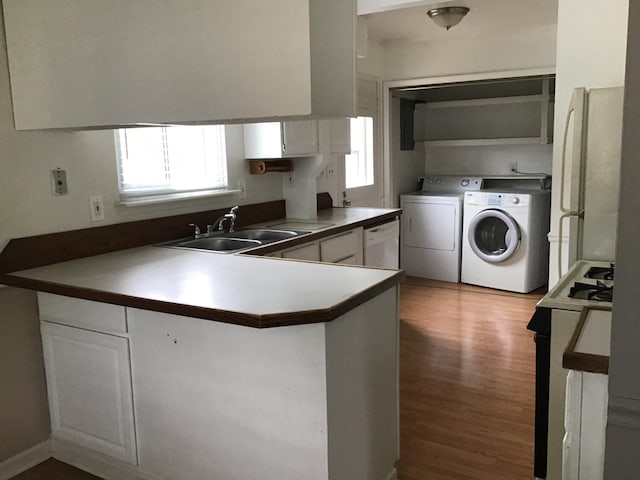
562,307,610,374
562,351,609,375
0,269,404,328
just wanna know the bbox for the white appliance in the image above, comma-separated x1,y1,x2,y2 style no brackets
364,218,400,269
528,87,623,480
461,189,551,293
400,175,483,282
556,86,624,279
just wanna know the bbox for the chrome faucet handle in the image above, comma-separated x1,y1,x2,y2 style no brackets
228,206,239,231
189,223,201,238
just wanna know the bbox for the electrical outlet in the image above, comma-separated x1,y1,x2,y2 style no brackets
89,195,105,221
51,168,68,195
237,178,247,199
327,163,337,176
510,162,518,173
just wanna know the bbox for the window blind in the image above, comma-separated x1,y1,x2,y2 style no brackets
115,125,228,198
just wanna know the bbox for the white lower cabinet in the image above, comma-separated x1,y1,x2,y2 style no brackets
275,227,364,265
39,295,137,466
281,241,321,261
319,228,363,264
563,370,608,480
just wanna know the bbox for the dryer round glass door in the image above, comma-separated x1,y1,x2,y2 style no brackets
468,209,521,263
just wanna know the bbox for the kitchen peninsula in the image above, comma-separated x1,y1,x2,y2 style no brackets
0,204,402,480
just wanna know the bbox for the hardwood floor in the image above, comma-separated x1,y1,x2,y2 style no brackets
398,277,542,480
10,278,542,480
9,458,101,480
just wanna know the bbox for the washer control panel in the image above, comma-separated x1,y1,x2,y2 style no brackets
465,192,530,207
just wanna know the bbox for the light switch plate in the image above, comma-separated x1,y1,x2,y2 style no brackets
51,168,68,195
89,195,105,221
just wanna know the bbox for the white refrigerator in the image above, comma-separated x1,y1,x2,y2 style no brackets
557,86,624,278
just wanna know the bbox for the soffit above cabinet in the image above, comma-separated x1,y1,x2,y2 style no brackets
3,0,356,131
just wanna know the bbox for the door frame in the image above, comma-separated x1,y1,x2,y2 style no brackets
340,73,383,207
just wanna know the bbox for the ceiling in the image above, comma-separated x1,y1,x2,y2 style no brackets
362,0,559,44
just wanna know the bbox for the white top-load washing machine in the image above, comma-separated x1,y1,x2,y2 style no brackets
400,175,483,282
461,189,551,293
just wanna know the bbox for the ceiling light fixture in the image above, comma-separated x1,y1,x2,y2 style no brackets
426,6,470,30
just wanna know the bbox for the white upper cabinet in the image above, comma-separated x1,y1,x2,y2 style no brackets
329,118,351,154
3,0,356,130
244,120,319,158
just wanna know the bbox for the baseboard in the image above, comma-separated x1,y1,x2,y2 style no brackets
52,438,159,480
0,440,52,480
384,467,398,480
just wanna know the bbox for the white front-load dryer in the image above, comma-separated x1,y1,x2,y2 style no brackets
461,190,551,293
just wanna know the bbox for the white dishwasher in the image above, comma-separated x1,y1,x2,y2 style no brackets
364,218,400,269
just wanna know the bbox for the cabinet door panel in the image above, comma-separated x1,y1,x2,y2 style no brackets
282,120,318,156
320,228,363,264
41,322,137,465
281,242,320,261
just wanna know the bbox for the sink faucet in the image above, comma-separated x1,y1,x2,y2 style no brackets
208,206,239,234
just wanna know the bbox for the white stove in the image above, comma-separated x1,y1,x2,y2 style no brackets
537,260,614,311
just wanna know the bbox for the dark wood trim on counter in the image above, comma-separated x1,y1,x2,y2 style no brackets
0,269,404,328
562,307,610,374
0,200,286,273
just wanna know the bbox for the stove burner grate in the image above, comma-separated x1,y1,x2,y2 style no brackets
585,263,615,281
569,281,614,302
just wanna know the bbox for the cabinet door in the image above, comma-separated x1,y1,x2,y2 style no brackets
281,242,320,261
282,120,318,156
41,322,137,465
329,118,351,153
320,228,363,265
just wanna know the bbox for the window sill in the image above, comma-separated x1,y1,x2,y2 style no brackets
116,189,242,207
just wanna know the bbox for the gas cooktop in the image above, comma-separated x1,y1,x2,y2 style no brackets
538,260,614,311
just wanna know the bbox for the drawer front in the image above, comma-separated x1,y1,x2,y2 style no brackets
335,255,357,265
320,231,358,263
38,292,127,335
281,242,320,261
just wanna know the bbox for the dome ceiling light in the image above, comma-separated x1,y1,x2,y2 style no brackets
426,6,470,31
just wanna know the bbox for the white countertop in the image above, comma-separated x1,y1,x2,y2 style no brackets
3,208,403,327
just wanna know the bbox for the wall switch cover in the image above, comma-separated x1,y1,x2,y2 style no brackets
51,168,68,195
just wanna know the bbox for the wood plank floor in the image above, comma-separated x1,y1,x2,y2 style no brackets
11,279,541,480
397,277,542,480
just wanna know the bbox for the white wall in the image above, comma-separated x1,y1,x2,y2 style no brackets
382,25,557,81
424,144,553,176
547,0,629,287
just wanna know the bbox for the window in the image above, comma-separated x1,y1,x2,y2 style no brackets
115,125,228,199
345,116,374,188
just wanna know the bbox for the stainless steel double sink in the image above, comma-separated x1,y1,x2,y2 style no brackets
159,228,310,253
